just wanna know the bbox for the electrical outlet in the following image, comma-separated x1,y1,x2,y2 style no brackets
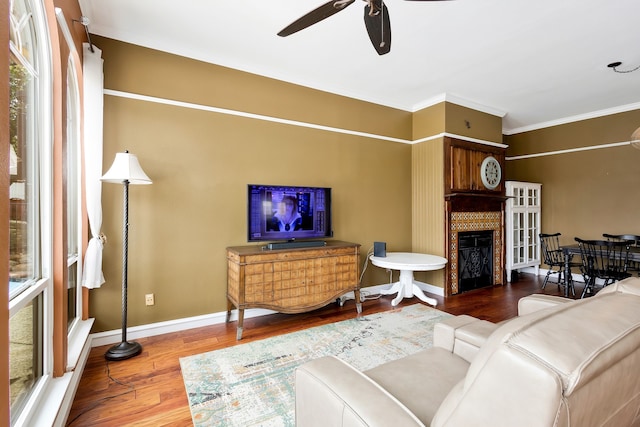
145,293,155,306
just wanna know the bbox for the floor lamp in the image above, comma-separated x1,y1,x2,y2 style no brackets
101,151,152,361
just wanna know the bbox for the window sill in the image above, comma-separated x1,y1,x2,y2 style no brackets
16,319,94,427
67,319,94,371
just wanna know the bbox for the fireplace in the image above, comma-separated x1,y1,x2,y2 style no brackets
447,210,504,295
458,231,493,292
440,138,507,296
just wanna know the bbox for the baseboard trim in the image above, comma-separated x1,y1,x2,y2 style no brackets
90,307,278,347
90,270,596,349
520,267,586,285
91,282,446,347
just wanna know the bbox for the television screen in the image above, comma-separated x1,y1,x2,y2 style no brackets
247,184,332,242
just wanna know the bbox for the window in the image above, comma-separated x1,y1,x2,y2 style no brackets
8,296,43,421
8,0,53,424
9,0,39,300
66,55,82,332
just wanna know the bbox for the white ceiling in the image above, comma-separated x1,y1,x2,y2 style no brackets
78,0,640,134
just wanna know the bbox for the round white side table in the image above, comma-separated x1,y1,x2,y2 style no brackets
370,252,448,306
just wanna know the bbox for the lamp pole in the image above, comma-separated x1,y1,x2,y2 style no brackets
105,179,142,360
101,151,151,361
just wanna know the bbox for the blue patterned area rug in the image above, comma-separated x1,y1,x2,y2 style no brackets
180,304,452,426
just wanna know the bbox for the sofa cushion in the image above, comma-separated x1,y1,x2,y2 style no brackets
432,342,567,427
364,347,469,425
296,356,425,427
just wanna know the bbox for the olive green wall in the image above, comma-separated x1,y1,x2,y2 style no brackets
91,36,640,333
444,103,503,144
413,103,445,138
411,102,503,144
93,37,415,331
505,109,640,247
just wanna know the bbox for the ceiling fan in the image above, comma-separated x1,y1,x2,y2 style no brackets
277,0,451,56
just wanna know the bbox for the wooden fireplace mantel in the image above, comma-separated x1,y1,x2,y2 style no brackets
445,193,510,200
445,193,508,213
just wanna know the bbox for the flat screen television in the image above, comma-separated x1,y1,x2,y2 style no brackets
247,184,332,242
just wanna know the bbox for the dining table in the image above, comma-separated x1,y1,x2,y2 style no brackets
560,244,640,297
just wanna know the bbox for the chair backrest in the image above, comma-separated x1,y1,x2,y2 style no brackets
575,238,630,281
603,233,640,247
539,233,564,266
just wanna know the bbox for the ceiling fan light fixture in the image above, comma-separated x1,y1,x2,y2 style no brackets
278,0,452,55
607,61,640,74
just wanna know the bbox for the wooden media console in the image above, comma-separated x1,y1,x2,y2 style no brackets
226,240,361,339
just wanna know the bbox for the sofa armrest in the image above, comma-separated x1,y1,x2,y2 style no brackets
596,276,640,297
295,356,425,427
517,294,572,316
434,315,497,363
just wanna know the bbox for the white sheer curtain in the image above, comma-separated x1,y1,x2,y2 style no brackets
81,42,106,288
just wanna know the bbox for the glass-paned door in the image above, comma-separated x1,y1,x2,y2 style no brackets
506,181,542,281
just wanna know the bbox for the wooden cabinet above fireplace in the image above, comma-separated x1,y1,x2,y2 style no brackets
412,135,508,297
444,137,505,195
442,137,507,295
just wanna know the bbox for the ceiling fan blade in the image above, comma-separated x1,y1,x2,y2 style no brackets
364,0,391,55
278,0,356,37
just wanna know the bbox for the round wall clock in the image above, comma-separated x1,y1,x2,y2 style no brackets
480,156,502,190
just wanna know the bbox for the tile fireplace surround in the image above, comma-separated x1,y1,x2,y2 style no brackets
448,211,503,294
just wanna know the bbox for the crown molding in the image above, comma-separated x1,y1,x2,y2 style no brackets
504,101,640,135
412,93,507,118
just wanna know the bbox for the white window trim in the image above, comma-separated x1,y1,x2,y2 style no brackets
62,30,84,345
8,277,49,317
10,0,54,425
57,6,89,373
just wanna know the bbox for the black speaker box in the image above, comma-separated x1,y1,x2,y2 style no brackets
374,241,386,257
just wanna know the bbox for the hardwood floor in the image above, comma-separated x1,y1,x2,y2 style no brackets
66,273,576,426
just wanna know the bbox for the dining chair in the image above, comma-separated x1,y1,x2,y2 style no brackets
574,238,631,298
603,233,640,275
539,233,579,296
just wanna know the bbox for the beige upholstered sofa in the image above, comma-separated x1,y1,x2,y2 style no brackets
295,277,640,427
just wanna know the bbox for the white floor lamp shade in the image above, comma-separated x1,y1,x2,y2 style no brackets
102,151,153,184
101,151,152,361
